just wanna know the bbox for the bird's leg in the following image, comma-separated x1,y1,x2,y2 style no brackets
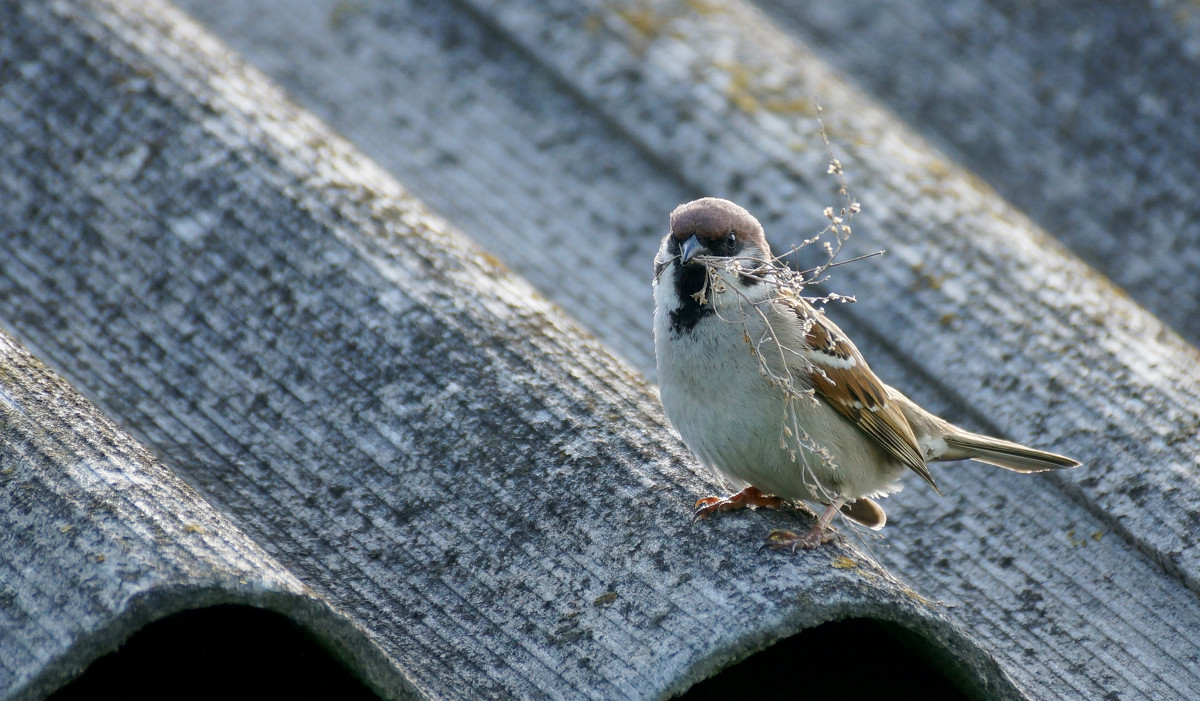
694,486,783,519
766,496,846,551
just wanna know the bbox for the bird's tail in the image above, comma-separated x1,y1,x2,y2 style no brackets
943,432,1080,473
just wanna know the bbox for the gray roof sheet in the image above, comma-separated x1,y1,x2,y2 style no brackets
2,0,1199,699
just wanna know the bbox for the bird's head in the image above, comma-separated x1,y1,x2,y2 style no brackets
653,197,774,294
667,197,771,268
653,198,778,326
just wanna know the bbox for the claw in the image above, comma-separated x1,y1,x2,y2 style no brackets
762,496,847,552
693,486,783,520
764,527,837,552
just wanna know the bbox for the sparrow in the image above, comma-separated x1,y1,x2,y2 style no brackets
653,197,1080,550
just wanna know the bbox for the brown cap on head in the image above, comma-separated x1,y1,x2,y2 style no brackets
669,197,768,251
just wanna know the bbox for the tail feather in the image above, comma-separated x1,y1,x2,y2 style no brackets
840,497,886,530
942,433,1079,473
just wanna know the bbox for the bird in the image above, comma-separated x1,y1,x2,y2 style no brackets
652,197,1080,550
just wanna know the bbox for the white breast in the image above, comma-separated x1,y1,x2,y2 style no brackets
653,268,906,504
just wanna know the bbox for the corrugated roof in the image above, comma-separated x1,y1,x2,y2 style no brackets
2,0,1199,699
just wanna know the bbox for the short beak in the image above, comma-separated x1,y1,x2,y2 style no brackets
679,235,704,264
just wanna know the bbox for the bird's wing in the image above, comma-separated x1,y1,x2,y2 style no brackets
785,300,941,494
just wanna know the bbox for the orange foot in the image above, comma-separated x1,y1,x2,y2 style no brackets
762,497,845,552
764,527,836,552
694,486,783,519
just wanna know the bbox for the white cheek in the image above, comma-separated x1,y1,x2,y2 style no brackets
652,274,681,336
713,267,772,304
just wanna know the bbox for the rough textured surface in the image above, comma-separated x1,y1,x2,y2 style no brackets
0,1,1004,699
753,0,1200,346
157,0,1200,698
0,334,410,701
5,0,1200,698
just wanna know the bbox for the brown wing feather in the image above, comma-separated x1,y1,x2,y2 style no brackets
801,310,941,494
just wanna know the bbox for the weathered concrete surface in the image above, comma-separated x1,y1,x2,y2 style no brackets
0,334,413,701
153,0,1200,698
0,1,1007,699
754,0,1200,346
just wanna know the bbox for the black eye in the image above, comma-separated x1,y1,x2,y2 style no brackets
724,232,737,252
